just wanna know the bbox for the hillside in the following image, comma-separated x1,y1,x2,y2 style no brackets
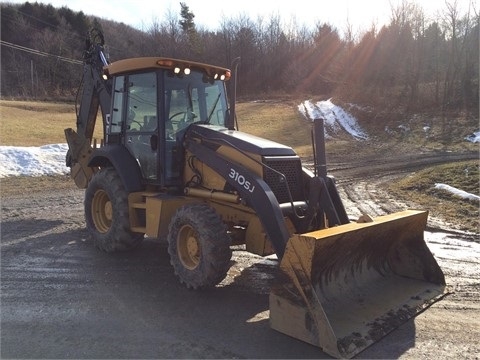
1,1,478,118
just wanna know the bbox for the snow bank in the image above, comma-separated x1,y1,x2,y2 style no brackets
0,144,69,178
435,183,480,202
298,98,368,140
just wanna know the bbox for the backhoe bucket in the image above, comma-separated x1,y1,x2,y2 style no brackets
269,210,447,359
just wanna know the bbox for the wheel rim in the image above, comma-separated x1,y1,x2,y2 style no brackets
177,224,200,270
91,189,112,233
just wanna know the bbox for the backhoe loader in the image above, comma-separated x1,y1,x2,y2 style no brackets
65,29,447,358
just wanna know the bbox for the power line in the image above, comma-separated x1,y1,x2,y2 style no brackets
0,40,83,65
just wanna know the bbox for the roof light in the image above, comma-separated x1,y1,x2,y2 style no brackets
184,67,191,75
157,59,175,67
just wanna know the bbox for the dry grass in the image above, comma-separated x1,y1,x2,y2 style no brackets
0,100,103,146
3,97,475,158
0,98,316,155
387,160,479,233
0,174,74,197
236,100,313,157
338,99,479,154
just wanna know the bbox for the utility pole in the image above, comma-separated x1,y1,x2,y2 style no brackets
31,59,34,97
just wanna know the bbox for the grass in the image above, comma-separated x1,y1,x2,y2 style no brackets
236,100,314,157
339,98,479,155
1,174,74,197
0,100,103,146
387,160,479,233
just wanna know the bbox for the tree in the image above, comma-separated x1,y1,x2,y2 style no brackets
179,2,195,33
178,2,201,56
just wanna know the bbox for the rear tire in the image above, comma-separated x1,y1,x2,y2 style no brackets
84,167,144,252
167,203,232,289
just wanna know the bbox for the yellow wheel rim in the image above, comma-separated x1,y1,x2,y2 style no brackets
91,189,112,233
177,225,200,270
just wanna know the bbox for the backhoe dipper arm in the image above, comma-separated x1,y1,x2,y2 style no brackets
65,29,112,188
75,42,112,143
184,136,290,259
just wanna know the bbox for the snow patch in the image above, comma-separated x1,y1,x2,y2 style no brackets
435,183,480,202
0,144,69,178
298,98,368,140
465,130,480,143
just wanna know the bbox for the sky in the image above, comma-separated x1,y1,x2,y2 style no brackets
1,98,478,203
6,0,472,34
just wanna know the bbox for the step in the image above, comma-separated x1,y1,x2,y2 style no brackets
130,226,146,233
132,202,147,209
141,192,163,197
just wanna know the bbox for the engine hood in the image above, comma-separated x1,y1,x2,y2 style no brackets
187,124,297,157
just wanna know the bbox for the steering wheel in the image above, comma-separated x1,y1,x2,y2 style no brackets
169,111,187,124
167,111,197,140
128,119,143,131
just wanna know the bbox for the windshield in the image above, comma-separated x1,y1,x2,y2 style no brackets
164,70,228,135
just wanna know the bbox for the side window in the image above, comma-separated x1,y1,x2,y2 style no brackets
110,76,125,133
126,73,157,132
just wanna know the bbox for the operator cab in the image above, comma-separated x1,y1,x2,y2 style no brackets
104,58,231,188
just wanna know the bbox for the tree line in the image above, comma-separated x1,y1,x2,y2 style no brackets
1,1,478,114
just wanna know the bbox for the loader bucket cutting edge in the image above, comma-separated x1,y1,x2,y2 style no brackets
269,210,447,359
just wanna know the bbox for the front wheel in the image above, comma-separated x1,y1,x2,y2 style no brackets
167,203,232,289
84,167,144,252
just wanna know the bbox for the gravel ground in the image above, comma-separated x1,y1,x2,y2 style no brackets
1,151,479,359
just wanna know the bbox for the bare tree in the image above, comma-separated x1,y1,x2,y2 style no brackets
0,0,477,112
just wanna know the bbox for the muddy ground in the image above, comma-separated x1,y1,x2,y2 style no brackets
1,149,479,359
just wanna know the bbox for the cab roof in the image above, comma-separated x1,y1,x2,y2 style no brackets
104,57,231,80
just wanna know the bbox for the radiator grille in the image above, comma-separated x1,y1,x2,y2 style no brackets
263,156,304,204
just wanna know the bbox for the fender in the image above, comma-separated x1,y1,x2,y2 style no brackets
88,145,144,192
185,138,290,259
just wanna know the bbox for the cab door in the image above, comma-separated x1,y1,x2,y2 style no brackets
123,72,159,181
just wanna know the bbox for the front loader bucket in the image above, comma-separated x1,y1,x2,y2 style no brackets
269,210,447,359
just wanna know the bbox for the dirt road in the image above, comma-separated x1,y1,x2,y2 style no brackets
1,151,479,359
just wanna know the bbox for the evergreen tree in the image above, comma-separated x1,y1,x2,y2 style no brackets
179,2,195,34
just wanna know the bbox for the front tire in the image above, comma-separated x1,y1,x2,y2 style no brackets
167,203,232,289
84,167,144,252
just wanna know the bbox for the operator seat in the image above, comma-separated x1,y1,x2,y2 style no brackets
143,116,158,131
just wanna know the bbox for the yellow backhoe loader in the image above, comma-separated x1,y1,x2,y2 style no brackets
65,29,446,358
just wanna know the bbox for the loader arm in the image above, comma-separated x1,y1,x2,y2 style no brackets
182,119,354,259
184,131,291,259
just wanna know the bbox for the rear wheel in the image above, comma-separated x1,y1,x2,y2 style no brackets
167,203,232,289
85,167,144,252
